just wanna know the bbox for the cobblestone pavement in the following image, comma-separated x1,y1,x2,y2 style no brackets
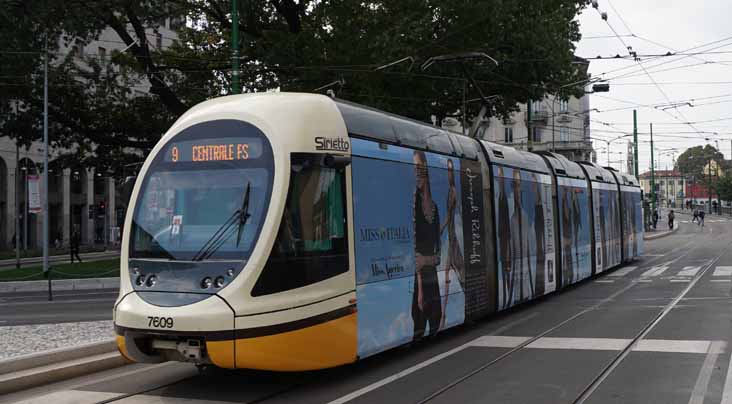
0,320,113,359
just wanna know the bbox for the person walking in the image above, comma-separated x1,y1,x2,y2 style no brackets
70,230,82,263
668,210,675,230
698,210,706,227
652,209,659,230
692,208,698,223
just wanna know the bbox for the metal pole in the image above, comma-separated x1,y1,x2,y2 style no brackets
606,141,610,167
23,154,27,252
15,142,20,269
231,0,240,94
650,123,656,215
708,159,713,214
552,96,555,152
633,110,639,177
527,99,532,151
43,41,51,301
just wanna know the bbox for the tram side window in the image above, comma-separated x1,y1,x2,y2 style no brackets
252,154,348,296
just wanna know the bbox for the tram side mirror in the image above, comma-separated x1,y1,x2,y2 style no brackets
321,154,351,169
121,176,137,203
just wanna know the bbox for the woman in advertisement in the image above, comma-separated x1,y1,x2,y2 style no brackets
411,151,442,340
439,159,465,330
510,170,524,304
497,167,512,309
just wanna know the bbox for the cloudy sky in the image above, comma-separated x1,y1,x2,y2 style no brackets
574,0,732,174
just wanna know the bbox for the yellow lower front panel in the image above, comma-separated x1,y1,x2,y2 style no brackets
205,312,357,371
206,340,236,368
115,335,134,362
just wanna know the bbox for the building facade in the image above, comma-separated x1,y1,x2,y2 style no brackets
1,20,179,250
639,170,686,208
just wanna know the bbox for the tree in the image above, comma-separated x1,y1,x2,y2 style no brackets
2,0,592,176
716,175,732,203
675,145,724,178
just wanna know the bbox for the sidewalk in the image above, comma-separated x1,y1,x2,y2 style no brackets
0,250,120,271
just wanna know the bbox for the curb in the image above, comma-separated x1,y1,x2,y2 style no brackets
0,277,120,293
644,222,679,240
0,339,128,395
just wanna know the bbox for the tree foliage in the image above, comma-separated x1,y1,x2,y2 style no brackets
675,145,725,179
716,175,732,203
1,0,591,176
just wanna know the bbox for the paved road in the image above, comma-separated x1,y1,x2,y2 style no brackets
0,250,120,271
0,289,117,326
4,219,732,404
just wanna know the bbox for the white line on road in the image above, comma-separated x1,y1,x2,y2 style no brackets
638,279,653,283
670,279,691,283
325,313,539,404
595,280,615,283
711,280,732,283
714,266,732,277
467,336,723,354
677,266,702,277
609,266,637,277
688,341,726,404
642,265,669,278
722,354,732,404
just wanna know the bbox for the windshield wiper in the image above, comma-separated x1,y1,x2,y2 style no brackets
192,182,251,261
235,182,251,247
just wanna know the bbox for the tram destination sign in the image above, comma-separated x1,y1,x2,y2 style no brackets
164,137,263,163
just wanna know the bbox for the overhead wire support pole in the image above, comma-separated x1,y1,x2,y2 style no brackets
231,0,240,94
633,110,639,177
650,123,656,216
43,38,51,301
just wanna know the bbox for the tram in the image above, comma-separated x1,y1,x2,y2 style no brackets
114,93,643,371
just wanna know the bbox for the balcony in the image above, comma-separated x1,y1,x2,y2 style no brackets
528,110,549,122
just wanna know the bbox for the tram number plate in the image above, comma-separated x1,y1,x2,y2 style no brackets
147,316,174,329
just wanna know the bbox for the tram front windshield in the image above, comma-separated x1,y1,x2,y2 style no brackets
129,120,274,262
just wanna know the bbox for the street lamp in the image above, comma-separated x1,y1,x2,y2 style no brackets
591,134,633,167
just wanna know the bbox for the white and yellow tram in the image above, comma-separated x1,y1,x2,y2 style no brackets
114,93,644,371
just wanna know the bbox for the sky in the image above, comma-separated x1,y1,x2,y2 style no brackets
574,0,732,174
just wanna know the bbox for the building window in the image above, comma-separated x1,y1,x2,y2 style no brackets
530,100,543,114
504,127,513,143
98,47,106,65
678,180,683,186
532,127,541,142
560,126,569,142
559,99,569,113
72,44,84,58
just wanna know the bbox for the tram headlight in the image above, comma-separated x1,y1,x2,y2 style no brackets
214,276,226,288
226,268,234,277
201,277,213,289
146,275,157,287
135,275,145,286
132,267,140,275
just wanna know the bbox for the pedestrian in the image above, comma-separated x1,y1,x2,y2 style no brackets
692,208,698,223
698,210,705,227
70,230,82,263
652,209,659,230
668,210,675,230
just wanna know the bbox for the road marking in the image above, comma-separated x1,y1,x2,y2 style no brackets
324,313,539,404
711,280,732,283
526,337,629,351
638,279,653,283
642,265,669,278
471,336,531,348
677,266,702,277
609,266,637,277
714,266,732,277
670,279,691,283
465,336,725,354
722,354,732,404
595,280,615,283
688,341,727,404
